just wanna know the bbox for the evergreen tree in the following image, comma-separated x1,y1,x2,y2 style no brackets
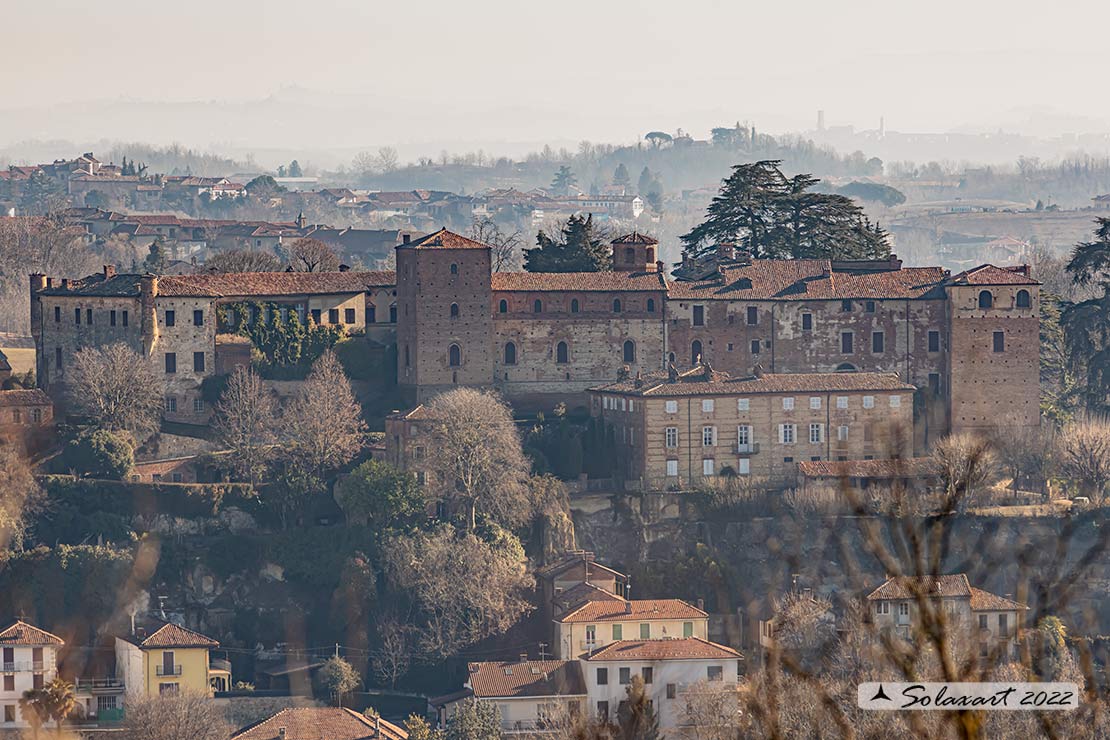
681,159,890,260
637,167,654,196
277,165,287,178
288,160,304,177
144,239,166,273
1062,218,1110,413
617,675,660,740
612,163,630,188
524,214,610,272
445,698,500,740
550,165,577,195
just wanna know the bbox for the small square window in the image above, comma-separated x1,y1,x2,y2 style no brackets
837,425,848,441
865,300,876,313
702,399,714,413
750,339,761,355
665,400,678,414
193,309,204,326
737,398,749,411
666,459,679,477
619,667,631,685
782,397,795,410
801,313,812,331
702,458,715,476
863,396,875,409
836,396,848,409
809,397,821,410
889,395,901,408
164,310,175,327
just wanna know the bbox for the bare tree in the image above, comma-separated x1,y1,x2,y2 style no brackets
67,343,163,441
382,525,534,657
212,366,277,485
376,147,400,173
992,421,1056,497
203,248,281,273
931,432,1000,507
1056,419,1110,502
284,350,367,476
426,388,532,531
121,692,231,740
372,618,411,688
0,443,44,551
284,237,340,272
678,679,744,740
469,217,523,272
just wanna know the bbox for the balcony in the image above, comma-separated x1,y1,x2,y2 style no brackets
1,661,44,672
155,665,183,677
501,720,562,734
580,640,599,652
736,442,760,455
74,677,126,694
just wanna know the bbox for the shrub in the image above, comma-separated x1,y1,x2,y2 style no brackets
62,430,134,479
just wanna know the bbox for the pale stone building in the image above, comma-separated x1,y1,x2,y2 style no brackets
0,621,63,730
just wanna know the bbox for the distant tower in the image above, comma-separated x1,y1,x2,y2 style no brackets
817,110,825,132
295,212,307,230
610,232,660,273
879,116,885,139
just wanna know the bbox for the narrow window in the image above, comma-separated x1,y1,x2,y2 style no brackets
504,342,517,365
928,330,940,352
450,263,458,275
872,331,884,353
122,310,128,327
345,308,356,324
110,310,117,326
54,306,60,322
75,307,81,325
450,303,459,318
646,298,655,313
1016,289,1031,308
623,340,636,363
746,306,757,325
328,308,339,324
597,668,608,685
750,339,760,355
193,309,204,326
865,300,876,313
448,344,461,367
389,304,397,323
612,298,622,313
571,298,580,313
498,299,508,313
54,347,61,369
692,305,704,326
165,353,177,374
534,299,542,313
801,313,812,331
978,290,993,309
165,310,175,327
841,331,853,354
691,340,702,365
367,305,376,323
311,309,321,324
993,331,1005,353
556,341,569,364
193,352,205,372
86,308,92,324
404,345,410,367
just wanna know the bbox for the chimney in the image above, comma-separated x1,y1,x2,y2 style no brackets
46,277,52,288
402,233,411,245
697,598,705,612
61,278,69,290
753,363,764,378
655,260,664,274
279,728,287,740
624,601,632,615
519,652,529,661
375,716,381,737
130,612,136,636
103,264,116,279
338,264,350,272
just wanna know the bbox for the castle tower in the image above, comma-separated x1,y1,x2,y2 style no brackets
945,265,1040,435
610,232,660,273
396,228,493,402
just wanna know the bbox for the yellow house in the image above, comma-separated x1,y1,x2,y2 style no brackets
115,622,230,698
554,599,709,659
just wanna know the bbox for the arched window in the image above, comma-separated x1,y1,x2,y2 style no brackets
367,304,376,323
1016,289,1031,308
623,340,636,363
450,263,458,275
691,340,702,366
499,299,508,313
556,341,569,364
612,298,622,313
570,298,580,313
668,351,676,363
504,342,517,365
450,303,459,318
646,298,655,313
389,304,397,323
448,344,461,367
646,247,655,263
835,362,857,372
534,299,543,313
978,290,994,309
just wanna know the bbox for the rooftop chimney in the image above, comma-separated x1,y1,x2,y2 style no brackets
103,265,116,279
338,264,350,272
655,260,664,274
402,233,411,245
279,728,287,739
625,601,632,615
519,652,529,661
697,598,705,611
61,278,69,290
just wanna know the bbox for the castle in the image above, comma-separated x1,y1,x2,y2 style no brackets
30,227,1040,448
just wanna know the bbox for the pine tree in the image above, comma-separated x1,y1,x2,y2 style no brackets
524,214,610,272
637,167,654,196
143,239,166,273
550,165,577,195
288,160,303,177
612,163,630,188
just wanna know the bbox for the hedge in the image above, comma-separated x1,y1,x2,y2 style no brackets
40,475,260,519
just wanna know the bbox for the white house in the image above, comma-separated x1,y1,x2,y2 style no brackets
0,621,64,729
554,598,709,659
581,637,742,732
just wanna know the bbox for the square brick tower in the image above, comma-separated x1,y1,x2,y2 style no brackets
396,228,493,402
610,232,661,273
945,265,1040,435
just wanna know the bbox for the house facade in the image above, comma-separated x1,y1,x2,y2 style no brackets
436,660,587,734
115,621,228,698
554,599,709,660
0,621,64,729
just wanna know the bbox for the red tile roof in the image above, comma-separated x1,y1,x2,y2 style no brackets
667,260,949,301
0,621,64,646
584,638,741,661
594,367,914,397
40,271,395,298
553,583,624,617
133,622,218,648
558,599,706,624
949,264,1039,286
969,587,1028,612
867,574,972,600
536,552,626,580
400,228,488,250
612,232,658,245
466,660,586,698
797,458,937,479
491,271,665,293
0,389,52,408
232,707,408,740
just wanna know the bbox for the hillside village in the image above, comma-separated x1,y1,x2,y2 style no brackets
1,97,1110,740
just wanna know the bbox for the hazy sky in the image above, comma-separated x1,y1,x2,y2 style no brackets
4,0,1110,149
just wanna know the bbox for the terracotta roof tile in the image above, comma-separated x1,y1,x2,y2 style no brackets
0,389,51,408
584,637,741,661
867,574,972,601
466,660,586,698
400,228,488,250
491,271,665,293
232,707,408,740
558,599,705,624
969,587,1028,612
611,232,658,245
40,271,395,298
594,367,914,397
135,622,218,648
949,264,1039,286
553,583,624,617
0,621,64,646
